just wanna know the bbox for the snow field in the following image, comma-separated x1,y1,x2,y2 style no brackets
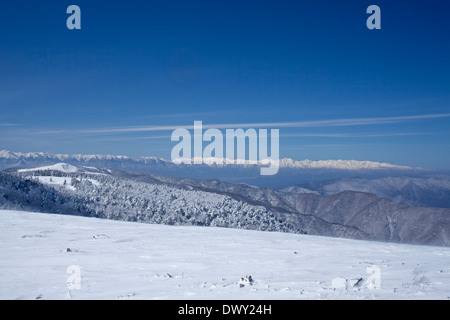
1,210,450,300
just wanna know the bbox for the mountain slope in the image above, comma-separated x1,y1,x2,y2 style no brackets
0,169,367,241
287,176,450,208
112,170,450,246
3,163,449,246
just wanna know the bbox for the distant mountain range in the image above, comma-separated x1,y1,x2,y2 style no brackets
0,150,422,170
0,150,428,187
2,149,449,206
285,176,450,208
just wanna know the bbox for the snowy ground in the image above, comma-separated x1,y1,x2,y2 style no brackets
1,210,449,300
23,175,101,190
32,176,75,191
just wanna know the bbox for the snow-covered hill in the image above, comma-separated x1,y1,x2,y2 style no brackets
0,168,366,240
1,210,449,300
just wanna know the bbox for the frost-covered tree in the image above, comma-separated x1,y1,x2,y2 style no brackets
0,171,293,233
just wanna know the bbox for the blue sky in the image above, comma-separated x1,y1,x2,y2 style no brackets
1,1,449,169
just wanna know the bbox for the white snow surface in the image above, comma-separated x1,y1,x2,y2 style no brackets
33,176,76,191
1,210,450,300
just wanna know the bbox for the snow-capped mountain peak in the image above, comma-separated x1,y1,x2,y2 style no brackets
177,157,419,171
279,158,419,170
0,150,421,171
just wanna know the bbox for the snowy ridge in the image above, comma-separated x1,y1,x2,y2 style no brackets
0,150,421,171
0,150,131,162
278,158,418,170
181,157,417,170
18,163,78,173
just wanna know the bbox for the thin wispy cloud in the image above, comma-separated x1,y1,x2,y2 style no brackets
89,135,171,143
282,132,433,138
137,110,238,120
3,113,449,138
76,112,450,134
0,122,20,127
284,144,374,150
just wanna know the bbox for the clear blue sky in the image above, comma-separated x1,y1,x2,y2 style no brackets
1,1,449,169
